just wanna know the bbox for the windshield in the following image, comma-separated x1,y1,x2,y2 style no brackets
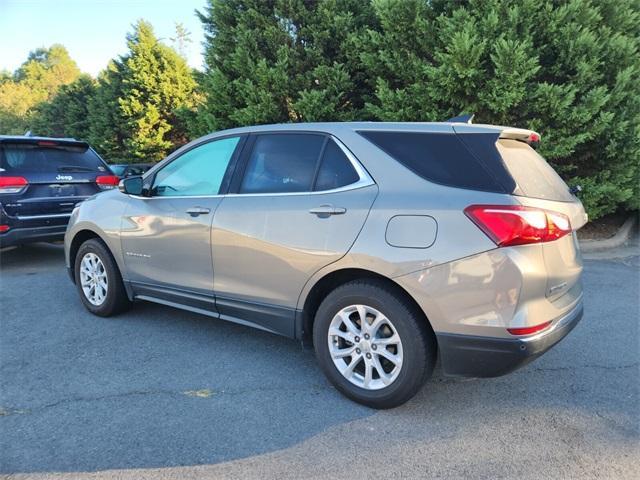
496,139,575,202
110,165,127,176
0,144,106,174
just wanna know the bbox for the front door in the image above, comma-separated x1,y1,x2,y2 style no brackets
121,136,244,310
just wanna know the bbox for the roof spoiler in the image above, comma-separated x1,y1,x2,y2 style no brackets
499,127,541,149
446,113,474,124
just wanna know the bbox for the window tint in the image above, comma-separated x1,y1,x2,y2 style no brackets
314,139,359,191
240,134,325,194
497,139,574,202
0,145,105,173
153,136,239,196
358,131,505,192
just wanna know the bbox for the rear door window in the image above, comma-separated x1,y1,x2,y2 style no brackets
314,139,360,191
358,131,505,192
496,139,574,202
240,134,325,194
0,144,106,174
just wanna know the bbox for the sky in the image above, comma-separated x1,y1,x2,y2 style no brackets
0,0,208,76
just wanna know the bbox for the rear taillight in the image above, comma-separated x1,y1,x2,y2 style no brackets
0,176,28,194
507,320,552,336
95,175,120,190
464,205,571,247
0,225,10,233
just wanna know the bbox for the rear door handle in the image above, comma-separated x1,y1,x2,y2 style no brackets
309,205,347,217
186,207,211,217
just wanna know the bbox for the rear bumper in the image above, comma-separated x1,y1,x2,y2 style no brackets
436,299,583,377
0,224,68,247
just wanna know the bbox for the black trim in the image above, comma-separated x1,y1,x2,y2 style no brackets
130,282,217,313
228,135,256,194
0,224,67,247
128,281,297,338
436,302,583,378
218,135,248,195
215,295,296,338
310,136,329,191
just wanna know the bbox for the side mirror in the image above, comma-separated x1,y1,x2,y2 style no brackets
118,175,144,196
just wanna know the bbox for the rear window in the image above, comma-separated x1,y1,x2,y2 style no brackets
0,144,106,174
358,131,506,192
496,139,574,202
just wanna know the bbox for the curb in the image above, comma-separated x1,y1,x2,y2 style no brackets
579,213,639,253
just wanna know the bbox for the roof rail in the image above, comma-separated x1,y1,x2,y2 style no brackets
446,113,474,124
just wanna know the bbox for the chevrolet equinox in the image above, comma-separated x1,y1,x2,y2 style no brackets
64,121,586,408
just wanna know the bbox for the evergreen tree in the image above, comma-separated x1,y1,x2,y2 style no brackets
355,0,639,218
88,20,197,162
195,0,375,133
31,75,96,139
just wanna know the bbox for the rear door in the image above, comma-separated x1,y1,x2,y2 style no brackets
0,141,111,219
211,132,378,337
495,138,587,301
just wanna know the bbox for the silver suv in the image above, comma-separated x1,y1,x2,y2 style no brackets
65,121,586,408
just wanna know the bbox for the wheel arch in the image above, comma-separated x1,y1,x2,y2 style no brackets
68,228,128,296
298,267,436,347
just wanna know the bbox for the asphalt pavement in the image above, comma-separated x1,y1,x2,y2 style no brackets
0,242,638,479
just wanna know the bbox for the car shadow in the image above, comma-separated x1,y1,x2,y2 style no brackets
0,245,637,474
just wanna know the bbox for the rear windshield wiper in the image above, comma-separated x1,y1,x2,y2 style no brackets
57,165,95,172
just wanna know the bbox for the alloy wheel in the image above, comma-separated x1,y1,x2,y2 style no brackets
327,304,404,390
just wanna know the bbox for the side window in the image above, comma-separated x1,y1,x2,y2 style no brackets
240,134,325,194
314,139,359,191
153,137,240,196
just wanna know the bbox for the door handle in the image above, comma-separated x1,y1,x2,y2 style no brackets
309,205,347,217
186,207,211,217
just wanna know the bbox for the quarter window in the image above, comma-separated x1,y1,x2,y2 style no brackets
240,134,325,194
358,131,505,192
152,137,240,196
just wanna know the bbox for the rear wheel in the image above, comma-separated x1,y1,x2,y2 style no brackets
74,238,131,316
313,279,436,409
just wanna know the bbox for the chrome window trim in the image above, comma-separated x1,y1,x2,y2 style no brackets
130,134,375,200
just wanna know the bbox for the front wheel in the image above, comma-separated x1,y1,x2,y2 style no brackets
74,238,131,316
313,280,436,409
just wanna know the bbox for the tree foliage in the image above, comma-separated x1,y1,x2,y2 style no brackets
87,20,197,162
1,3,638,219
0,44,80,134
353,0,639,218
31,75,96,139
194,0,376,133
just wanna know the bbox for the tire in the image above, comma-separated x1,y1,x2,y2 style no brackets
313,279,436,409
74,238,131,317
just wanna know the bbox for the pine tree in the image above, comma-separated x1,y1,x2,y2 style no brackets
195,0,375,133
88,20,197,162
31,75,96,139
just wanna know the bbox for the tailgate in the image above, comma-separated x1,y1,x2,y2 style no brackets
0,141,110,218
495,138,588,302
